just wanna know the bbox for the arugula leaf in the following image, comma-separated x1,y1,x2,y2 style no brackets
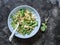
41,23,47,32
41,17,49,32
41,26,45,32
11,21,16,29
20,9,25,16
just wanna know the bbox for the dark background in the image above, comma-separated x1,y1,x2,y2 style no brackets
0,0,60,45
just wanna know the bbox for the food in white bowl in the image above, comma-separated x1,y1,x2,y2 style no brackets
8,5,41,38
10,9,38,35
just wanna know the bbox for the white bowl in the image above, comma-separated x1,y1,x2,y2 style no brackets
8,5,41,38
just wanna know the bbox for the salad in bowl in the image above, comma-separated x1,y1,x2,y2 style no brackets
8,5,41,38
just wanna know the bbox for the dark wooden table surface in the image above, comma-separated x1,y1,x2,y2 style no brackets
0,0,60,45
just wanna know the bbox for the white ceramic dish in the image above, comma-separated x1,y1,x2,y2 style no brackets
8,5,41,38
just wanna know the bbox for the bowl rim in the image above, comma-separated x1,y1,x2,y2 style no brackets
8,5,41,39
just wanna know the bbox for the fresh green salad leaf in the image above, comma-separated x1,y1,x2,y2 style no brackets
41,17,49,32
41,23,47,32
11,21,16,29
20,9,25,16
41,26,45,31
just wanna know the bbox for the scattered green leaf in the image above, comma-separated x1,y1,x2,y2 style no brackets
41,19,48,32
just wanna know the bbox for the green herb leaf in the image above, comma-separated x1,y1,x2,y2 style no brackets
11,21,16,29
41,22,47,32
41,26,45,32
20,9,25,16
